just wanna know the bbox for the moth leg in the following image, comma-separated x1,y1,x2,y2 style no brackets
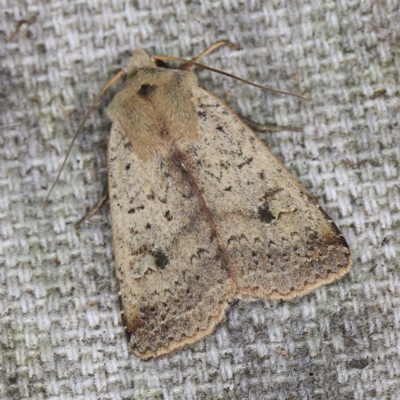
241,117,303,133
75,181,109,228
180,40,239,71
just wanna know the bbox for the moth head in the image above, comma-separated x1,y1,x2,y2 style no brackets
126,48,157,75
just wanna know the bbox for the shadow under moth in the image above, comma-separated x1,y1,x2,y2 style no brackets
46,41,352,360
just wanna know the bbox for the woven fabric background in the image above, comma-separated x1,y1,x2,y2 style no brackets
1,1,400,399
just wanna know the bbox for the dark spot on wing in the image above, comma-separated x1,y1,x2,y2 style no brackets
151,249,169,270
303,191,351,249
258,203,275,223
237,157,253,169
219,160,230,170
128,204,145,213
138,83,157,98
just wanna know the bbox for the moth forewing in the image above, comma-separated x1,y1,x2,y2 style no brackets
105,48,351,359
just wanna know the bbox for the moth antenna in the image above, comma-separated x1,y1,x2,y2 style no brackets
190,41,240,63
154,55,309,101
42,69,126,209
179,41,240,71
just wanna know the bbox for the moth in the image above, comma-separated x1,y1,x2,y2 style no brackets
46,42,352,360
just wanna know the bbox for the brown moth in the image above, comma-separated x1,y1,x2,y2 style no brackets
46,43,352,360
105,46,351,359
